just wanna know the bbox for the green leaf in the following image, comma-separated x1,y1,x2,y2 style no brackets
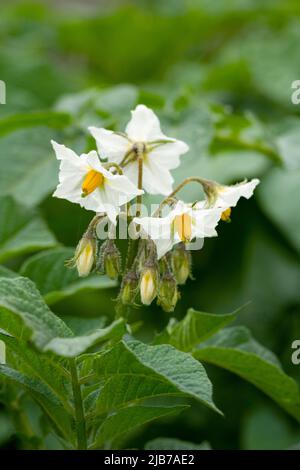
242,406,300,450
62,316,106,336
210,104,280,163
0,365,74,443
94,339,219,415
93,405,188,449
154,308,238,351
0,276,125,357
20,247,117,305
145,437,211,450
194,326,300,422
258,168,300,254
0,266,18,279
0,276,72,348
0,111,71,137
0,332,71,406
0,127,59,207
0,412,14,446
0,196,57,262
43,319,126,357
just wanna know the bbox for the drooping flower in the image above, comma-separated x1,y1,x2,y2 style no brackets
89,104,189,195
134,200,223,259
196,178,260,222
51,141,143,224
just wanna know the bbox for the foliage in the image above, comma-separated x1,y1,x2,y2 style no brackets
0,0,299,450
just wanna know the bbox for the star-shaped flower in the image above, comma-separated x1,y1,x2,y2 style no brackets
52,141,143,224
196,178,260,221
134,200,223,259
89,104,189,196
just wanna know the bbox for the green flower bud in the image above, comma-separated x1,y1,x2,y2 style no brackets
105,255,120,280
96,240,121,280
157,272,179,313
121,271,139,305
171,243,191,285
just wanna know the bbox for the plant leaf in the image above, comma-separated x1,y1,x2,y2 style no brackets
0,196,57,262
194,326,300,422
0,111,71,137
257,168,300,254
0,365,75,443
144,437,211,450
0,127,59,207
20,247,117,305
93,405,188,449
94,339,219,415
0,276,125,357
44,318,126,357
0,266,18,279
154,308,238,351
0,332,71,406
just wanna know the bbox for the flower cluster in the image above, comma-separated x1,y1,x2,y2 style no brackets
52,104,259,313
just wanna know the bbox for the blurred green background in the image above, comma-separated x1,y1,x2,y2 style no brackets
0,0,300,450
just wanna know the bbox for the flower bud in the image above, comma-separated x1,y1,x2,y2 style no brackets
121,271,139,305
140,266,158,306
98,240,121,280
171,244,191,285
157,272,179,312
74,236,96,277
201,179,220,207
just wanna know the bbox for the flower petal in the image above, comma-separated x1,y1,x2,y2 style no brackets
122,161,139,188
134,215,173,259
149,139,189,170
51,140,82,163
192,207,223,239
154,239,174,259
125,104,166,142
80,186,119,224
89,127,129,163
105,174,143,200
143,158,174,195
216,179,260,208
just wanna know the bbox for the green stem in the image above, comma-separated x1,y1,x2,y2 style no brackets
103,162,123,174
136,153,144,217
69,358,87,450
154,177,212,215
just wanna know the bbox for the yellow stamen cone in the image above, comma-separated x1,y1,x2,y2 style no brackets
82,170,104,197
173,213,192,242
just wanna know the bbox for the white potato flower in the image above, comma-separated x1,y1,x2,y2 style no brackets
89,104,189,196
134,200,223,259
195,178,260,222
52,141,143,224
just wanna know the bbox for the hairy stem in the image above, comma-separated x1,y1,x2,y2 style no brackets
136,153,144,217
69,358,87,450
103,162,123,174
155,177,213,215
